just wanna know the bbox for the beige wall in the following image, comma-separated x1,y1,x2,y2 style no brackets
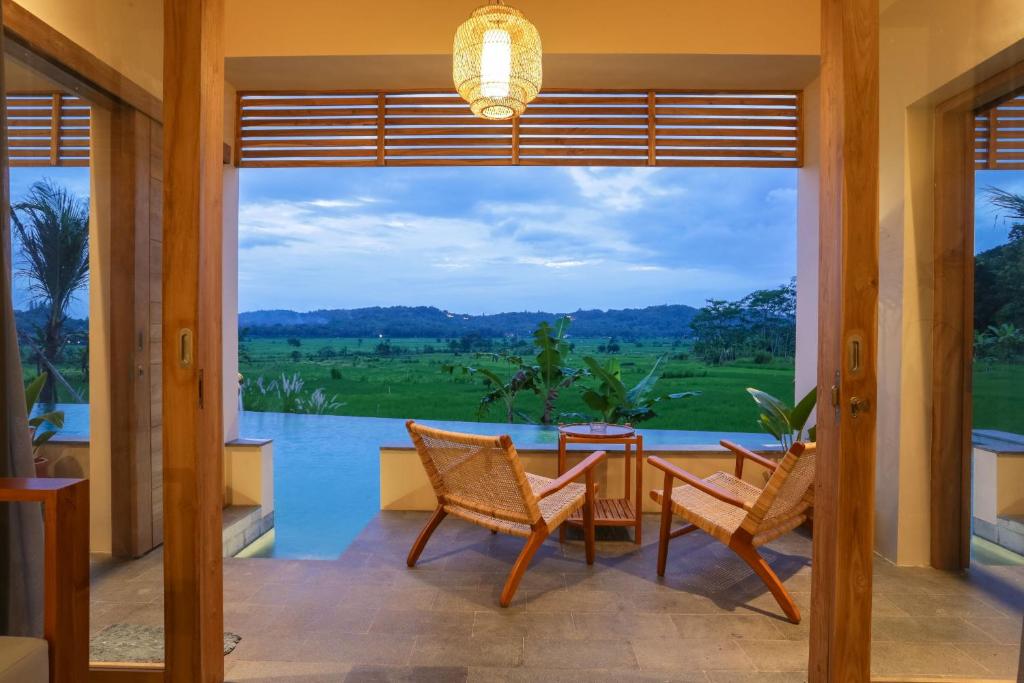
876,0,1024,565
13,0,162,98
225,0,819,58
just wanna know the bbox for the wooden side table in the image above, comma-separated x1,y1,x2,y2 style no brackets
557,423,644,545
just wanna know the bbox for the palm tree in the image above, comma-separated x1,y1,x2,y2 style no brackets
12,179,90,403
983,186,1024,243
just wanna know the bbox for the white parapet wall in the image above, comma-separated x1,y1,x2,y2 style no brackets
380,443,779,513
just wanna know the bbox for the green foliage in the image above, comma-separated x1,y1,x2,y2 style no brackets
444,316,584,425
690,280,796,365
976,187,1024,332
974,323,1024,364
241,372,344,414
746,386,817,450
578,355,698,424
25,372,64,454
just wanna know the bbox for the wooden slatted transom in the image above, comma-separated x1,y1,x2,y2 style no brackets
237,90,803,168
7,92,90,167
975,95,1024,170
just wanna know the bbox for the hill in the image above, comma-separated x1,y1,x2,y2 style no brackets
239,304,699,339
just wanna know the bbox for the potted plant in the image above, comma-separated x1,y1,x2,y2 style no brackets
25,373,64,477
579,355,698,425
746,386,817,451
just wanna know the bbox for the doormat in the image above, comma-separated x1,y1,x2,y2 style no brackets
90,623,241,663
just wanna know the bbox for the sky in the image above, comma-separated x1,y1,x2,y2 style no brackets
7,165,1024,319
238,166,800,315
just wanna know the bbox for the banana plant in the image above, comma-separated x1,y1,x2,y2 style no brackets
580,355,698,425
443,316,584,424
746,386,816,451
25,372,64,453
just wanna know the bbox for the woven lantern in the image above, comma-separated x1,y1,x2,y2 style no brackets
453,2,542,120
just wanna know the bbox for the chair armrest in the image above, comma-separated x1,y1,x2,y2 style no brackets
648,456,749,510
720,440,779,478
536,450,607,500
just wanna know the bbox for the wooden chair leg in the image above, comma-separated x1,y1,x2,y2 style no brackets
407,506,447,567
583,470,596,565
732,541,802,624
656,471,674,577
500,529,548,607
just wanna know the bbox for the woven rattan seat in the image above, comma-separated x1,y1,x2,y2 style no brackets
406,421,606,607
649,440,817,624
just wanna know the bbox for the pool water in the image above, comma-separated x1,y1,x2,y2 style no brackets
43,405,772,559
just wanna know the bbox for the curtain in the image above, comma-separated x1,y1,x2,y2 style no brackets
0,5,45,637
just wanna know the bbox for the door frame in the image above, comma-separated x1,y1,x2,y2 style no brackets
930,61,1024,571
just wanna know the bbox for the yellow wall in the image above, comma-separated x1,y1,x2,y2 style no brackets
876,0,1024,564
12,0,162,98
225,0,819,58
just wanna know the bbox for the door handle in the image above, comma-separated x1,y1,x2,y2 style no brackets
850,396,870,418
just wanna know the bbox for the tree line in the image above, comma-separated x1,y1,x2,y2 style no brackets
689,280,797,365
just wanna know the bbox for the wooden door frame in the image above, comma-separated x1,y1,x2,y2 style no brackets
2,3,174,679
930,61,1024,571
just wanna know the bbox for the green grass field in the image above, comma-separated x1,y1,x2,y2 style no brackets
972,362,1024,434
238,336,796,432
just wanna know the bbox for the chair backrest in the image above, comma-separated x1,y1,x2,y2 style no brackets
741,442,817,535
406,421,541,525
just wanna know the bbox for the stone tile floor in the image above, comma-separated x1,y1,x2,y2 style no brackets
90,512,1023,682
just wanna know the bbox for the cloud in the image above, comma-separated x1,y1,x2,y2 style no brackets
565,167,682,211
766,187,798,203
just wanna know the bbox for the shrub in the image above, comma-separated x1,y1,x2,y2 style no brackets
330,367,343,380
753,351,773,365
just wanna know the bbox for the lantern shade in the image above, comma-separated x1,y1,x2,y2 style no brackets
453,4,542,120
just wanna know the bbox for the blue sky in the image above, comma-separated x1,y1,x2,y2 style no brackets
8,165,1024,319
238,166,800,314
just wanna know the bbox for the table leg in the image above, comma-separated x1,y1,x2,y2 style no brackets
558,433,567,543
634,435,643,545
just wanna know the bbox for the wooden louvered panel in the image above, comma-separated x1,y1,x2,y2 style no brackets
654,92,801,167
237,89,804,168
975,95,1024,170
7,92,90,167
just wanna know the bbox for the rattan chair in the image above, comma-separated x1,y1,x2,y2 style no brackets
649,439,816,623
406,420,607,607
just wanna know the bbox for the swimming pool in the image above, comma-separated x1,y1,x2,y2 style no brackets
45,405,771,559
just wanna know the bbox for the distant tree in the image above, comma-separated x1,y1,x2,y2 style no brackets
12,180,90,402
287,337,302,347
316,346,336,360
975,187,1024,331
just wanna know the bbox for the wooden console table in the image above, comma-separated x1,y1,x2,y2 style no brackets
0,478,88,683
557,424,644,545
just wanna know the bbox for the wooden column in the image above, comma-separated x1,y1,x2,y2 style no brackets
931,105,975,571
110,105,155,558
809,0,879,679
163,1,225,681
